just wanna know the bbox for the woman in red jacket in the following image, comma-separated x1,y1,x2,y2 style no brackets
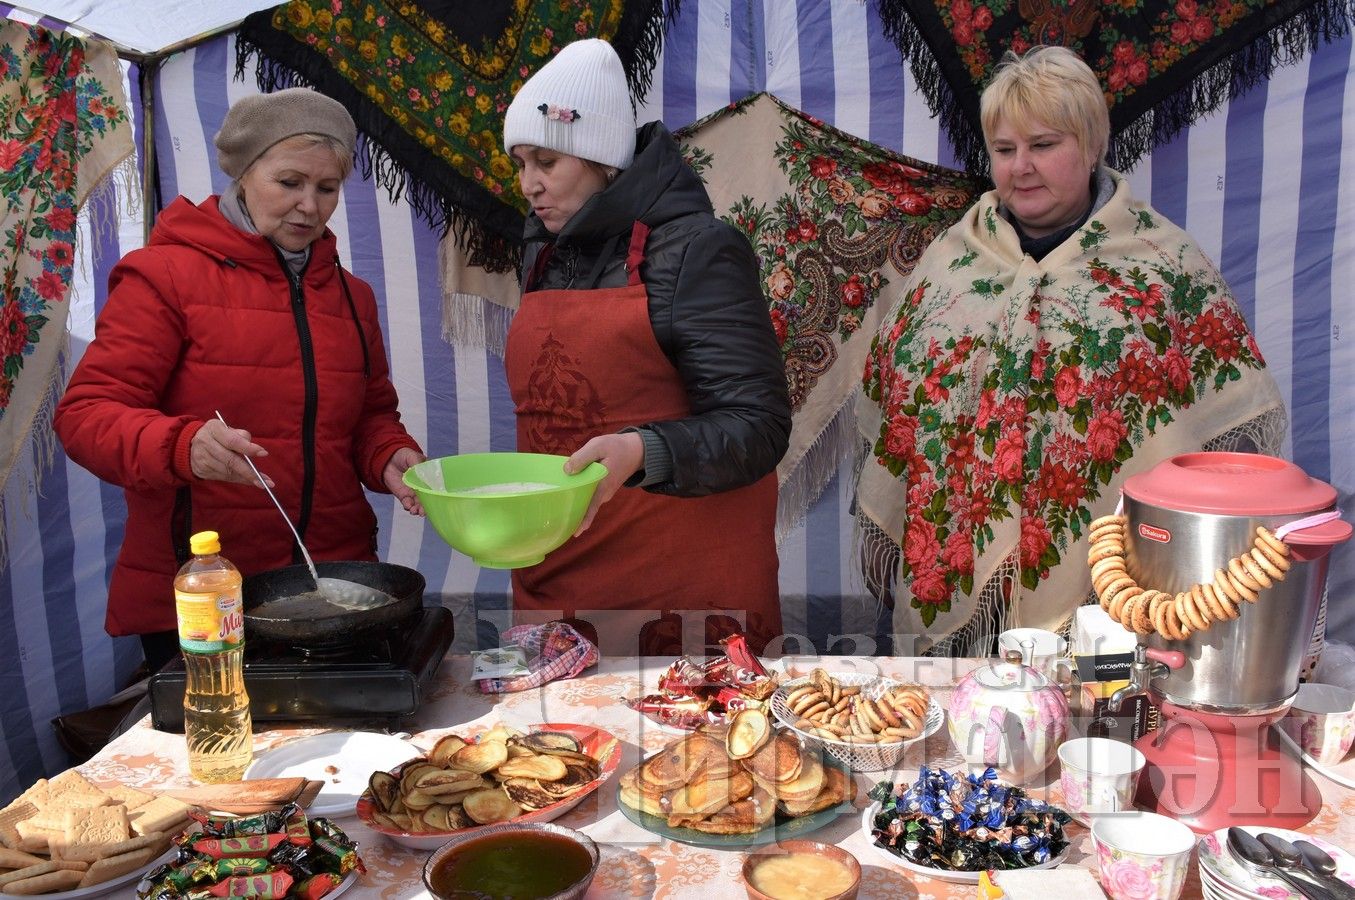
55,88,425,672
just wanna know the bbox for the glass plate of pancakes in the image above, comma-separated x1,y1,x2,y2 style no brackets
616,718,858,848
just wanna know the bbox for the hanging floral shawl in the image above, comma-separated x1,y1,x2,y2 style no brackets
444,93,984,534
0,22,132,500
236,0,673,272
855,171,1283,651
876,0,1354,173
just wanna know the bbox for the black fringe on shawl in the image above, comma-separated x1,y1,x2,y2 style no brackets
234,0,678,272
1107,0,1355,171
876,0,991,176
876,0,1355,177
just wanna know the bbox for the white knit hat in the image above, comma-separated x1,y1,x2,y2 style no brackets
503,39,636,170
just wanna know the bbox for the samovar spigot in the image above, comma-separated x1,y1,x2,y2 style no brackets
1108,644,1185,712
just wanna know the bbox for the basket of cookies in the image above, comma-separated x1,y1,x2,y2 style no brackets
769,669,941,772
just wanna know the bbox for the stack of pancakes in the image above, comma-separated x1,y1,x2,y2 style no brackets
619,712,855,835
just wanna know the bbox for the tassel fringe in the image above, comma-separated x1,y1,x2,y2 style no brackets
235,0,679,271
440,293,516,357
876,0,1355,175
876,0,991,175
1108,0,1355,170
775,399,858,544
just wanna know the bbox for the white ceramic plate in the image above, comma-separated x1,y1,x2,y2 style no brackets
29,847,176,900
859,802,1069,884
137,864,357,897
245,731,422,818
1197,825,1355,899
1199,864,1262,900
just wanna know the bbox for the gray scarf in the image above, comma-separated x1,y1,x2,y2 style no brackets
219,181,310,278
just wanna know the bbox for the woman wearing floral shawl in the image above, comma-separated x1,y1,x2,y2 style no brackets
855,46,1285,656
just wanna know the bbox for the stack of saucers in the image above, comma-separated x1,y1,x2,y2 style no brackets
1195,825,1355,899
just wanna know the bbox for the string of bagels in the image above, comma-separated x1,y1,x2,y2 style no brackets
1088,514,1292,640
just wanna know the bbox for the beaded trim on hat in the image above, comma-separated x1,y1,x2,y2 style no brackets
538,103,581,122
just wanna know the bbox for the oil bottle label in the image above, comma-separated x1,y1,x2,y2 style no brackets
175,588,244,652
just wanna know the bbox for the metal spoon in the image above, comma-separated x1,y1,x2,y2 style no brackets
214,411,394,612
1259,834,1355,900
1288,839,1355,900
1295,841,1340,877
1228,828,1333,900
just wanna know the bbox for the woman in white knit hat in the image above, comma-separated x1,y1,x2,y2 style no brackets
501,39,791,657
55,88,425,673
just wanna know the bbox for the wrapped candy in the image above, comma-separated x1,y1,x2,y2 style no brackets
184,871,295,898
189,833,288,860
138,815,362,900
209,859,272,878
189,806,294,838
144,853,217,893
656,657,708,694
868,766,1070,872
626,694,720,730
283,805,312,847
293,873,344,899
626,632,778,729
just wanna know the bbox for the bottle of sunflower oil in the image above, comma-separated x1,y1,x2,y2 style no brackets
174,530,253,782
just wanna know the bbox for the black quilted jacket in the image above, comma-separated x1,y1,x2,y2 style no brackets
519,122,791,497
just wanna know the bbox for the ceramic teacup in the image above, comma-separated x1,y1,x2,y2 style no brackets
1058,737,1146,823
998,628,1075,683
1281,682,1355,766
1091,812,1195,900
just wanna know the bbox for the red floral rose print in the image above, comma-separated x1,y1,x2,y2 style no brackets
1,303,30,359
842,274,866,308
1019,517,1053,570
1086,409,1128,463
809,155,836,179
1053,365,1082,407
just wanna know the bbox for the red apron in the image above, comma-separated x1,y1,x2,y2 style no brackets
504,223,782,656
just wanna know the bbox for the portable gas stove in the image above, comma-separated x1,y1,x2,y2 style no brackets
149,605,454,732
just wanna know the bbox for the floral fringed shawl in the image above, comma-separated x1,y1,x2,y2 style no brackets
855,170,1283,651
0,23,132,504
236,0,673,273
875,0,1355,174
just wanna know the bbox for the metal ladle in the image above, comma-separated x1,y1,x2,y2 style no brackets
214,411,395,612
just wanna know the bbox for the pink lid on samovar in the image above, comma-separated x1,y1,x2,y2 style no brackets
1122,452,1336,516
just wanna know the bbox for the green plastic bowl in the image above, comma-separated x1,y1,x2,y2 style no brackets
403,453,607,569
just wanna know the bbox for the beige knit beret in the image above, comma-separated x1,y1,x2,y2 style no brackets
214,88,357,179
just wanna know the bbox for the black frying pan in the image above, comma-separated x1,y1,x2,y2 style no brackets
243,561,426,645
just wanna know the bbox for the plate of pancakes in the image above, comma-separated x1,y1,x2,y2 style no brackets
617,709,857,847
355,722,619,850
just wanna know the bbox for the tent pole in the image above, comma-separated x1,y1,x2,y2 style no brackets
139,58,160,241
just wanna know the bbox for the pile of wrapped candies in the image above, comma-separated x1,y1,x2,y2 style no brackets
625,634,779,729
136,803,363,899
868,767,1071,872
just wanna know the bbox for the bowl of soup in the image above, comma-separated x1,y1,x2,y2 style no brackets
404,453,607,568
423,822,599,900
741,840,861,900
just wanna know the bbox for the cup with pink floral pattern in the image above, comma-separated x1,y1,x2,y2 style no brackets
1058,736,1146,824
1280,682,1355,766
1092,811,1195,900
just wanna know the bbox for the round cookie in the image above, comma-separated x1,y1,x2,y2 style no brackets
1236,551,1273,589
1249,546,1287,580
1088,539,1125,565
1227,557,1263,592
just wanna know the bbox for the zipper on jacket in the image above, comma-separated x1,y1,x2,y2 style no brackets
283,263,318,550
561,244,578,289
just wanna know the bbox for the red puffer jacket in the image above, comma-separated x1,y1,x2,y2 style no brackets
54,196,423,637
